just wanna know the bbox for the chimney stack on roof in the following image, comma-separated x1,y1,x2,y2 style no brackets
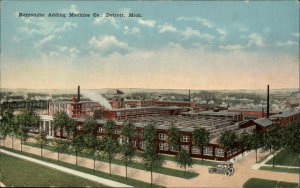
78,85,80,102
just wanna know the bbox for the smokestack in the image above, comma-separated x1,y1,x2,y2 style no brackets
267,85,269,118
262,107,264,118
77,85,80,102
189,90,191,102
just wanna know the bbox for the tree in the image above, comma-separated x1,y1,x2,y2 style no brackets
141,124,165,185
93,110,103,119
285,123,300,187
72,133,84,166
14,109,40,152
238,132,252,156
265,125,286,167
102,120,118,175
251,132,265,163
0,109,14,147
53,112,75,140
36,131,47,158
167,125,180,152
193,128,210,160
83,117,98,171
176,149,193,176
53,139,68,162
120,122,136,179
218,130,237,160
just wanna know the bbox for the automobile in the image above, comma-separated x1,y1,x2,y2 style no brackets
208,162,234,176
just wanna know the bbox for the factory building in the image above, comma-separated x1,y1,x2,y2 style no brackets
36,85,299,161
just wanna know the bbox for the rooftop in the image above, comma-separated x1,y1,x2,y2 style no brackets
253,118,273,127
269,111,300,118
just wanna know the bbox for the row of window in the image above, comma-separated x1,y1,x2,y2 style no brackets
158,133,190,142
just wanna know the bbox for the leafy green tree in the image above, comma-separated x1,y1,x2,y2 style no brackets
102,120,118,175
176,149,193,176
83,117,98,171
251,132,265,163
218,130,237,160
53,139,68,162
120,122,136,179
141,124,165,185
93,110,103,119
53,112,75,140
14,109,40,152
285,123,300,186
266,125,286,167
0,109,14,147
167,125,180,152
36,131,47,158
72,133,84,166
193,127,210,160
238,132,252,156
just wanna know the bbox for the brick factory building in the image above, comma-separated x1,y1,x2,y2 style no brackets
37,86,300,161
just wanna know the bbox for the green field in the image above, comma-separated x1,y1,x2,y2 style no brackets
243,178,298,188
24,142,199,179
0,147,164,188
0,153,107,187
266,149,299,167
259,166,299,174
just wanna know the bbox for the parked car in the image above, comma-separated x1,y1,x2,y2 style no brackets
208,162,234,176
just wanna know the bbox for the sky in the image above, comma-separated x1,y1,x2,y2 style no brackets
1,1,299,90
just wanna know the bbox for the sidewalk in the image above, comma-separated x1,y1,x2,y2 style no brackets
0,149,132,188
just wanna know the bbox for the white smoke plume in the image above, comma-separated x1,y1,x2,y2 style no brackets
81,91,112,110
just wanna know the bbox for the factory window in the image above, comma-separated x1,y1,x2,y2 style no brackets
203,147,213,156
139,141,144,149
77,125,83,130
159,133,167,140
215,148,224,157
169,146,178,152
98,127,104,133
159,143,169,151
114,129,121,134
118,138,124,145
180,135,189,142
181,145,190,152
192,146,201,154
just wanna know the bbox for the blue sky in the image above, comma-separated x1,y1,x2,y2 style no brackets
1,1,299,90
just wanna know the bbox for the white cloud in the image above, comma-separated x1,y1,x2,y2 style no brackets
70,5,79,14
245,33,265,47
35,34,57,46
181,27,214,41
89,36,129,50
94,16,118,28
137,18,156,27
55,22,77,33
275,40,297,47
219,44,244,51
158,23,177,33
217,28,226,36
292,32,300,37
124,26,140,35
177,16,214,28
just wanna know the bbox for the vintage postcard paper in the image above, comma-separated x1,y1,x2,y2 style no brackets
0,0,299,187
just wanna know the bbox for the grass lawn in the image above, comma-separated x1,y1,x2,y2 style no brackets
243,178,298,188
24,142,199,179
0,147,164,188
161,153,218,166
266,149,299,167
259,166,299,174
0,152,106,187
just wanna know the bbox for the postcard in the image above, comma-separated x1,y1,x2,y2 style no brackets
0,1,299,187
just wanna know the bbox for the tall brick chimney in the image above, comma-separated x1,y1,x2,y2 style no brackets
77,85,80,102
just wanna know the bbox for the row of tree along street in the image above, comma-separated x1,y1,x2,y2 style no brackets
0,109,299,185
